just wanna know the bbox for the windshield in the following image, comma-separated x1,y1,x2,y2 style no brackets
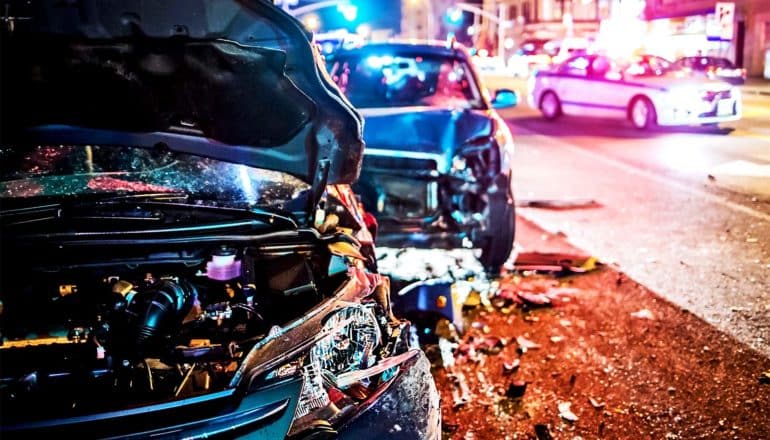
680,57,734,70
625,56,679,77
328,53,484,109
0,146,309,207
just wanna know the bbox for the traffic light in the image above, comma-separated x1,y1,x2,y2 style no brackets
446,7,463,26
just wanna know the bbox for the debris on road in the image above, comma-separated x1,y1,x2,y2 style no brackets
516,198,601,210
517,335,542,352
558,401,579,422
631,308,655,320
534,424,555,440
588,397,606,409
509,252,601,274
506,380,528,398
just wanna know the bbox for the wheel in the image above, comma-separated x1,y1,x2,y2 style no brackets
540,91,561,120
475,185,516,276
629,96,656,130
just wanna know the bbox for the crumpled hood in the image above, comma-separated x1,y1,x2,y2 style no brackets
359,106,493,172
0,0,364,184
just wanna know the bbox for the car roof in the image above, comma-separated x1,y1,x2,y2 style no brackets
331,40,471,60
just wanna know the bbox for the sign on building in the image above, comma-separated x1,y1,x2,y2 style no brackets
715,2,735,41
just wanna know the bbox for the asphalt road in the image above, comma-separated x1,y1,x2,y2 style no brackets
483,74,770,358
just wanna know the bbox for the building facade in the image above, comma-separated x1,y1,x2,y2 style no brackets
644,0,770,77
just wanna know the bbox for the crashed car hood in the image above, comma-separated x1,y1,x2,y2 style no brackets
0,0,364,184
358,106,492,173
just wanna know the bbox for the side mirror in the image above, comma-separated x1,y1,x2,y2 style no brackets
492,88,518,109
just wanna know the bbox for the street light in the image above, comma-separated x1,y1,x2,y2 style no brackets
303,13,321,31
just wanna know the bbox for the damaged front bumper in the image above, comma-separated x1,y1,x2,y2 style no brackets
337,351,441,440
354,153,507,250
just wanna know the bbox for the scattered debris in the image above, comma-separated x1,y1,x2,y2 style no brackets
505,380,528,398
517,335,542,352
550,335,565,343
451,371,471,408
516,198,601,210
558,401,579,422
588,397,605,410
631,308,655,320
438,337,458,369
511,252,601,274
760,370,770,385
534,424,555,440
503,358,521,374
667,387,677,394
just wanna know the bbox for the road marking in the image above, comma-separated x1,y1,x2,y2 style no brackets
517,128,770,223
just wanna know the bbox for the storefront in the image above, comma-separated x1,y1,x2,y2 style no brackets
642,13,735,62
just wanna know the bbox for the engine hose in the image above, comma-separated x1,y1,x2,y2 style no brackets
134,279,193,347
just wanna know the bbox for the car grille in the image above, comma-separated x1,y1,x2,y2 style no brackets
702,90,731,101
362,155,438,171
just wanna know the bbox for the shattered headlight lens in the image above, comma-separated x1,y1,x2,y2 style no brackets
310,304,382,376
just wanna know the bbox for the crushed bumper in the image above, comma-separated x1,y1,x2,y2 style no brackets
337,351,441,440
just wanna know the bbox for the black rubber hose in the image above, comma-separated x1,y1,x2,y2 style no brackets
135,280,193,348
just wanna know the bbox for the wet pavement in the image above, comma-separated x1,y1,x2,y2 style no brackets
381,217,770,439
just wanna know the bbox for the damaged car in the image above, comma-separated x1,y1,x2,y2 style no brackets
0,1,440,438
326,41,518,274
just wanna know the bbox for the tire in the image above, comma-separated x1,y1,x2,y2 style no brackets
540,91,561,120
476,187,516,276
629,96,656,130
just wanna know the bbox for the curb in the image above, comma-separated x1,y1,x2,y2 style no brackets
741,89,770,97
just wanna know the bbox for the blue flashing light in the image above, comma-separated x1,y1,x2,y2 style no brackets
446,8,463,25
338,4,358,22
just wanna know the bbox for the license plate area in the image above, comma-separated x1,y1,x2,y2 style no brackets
717,99,734,116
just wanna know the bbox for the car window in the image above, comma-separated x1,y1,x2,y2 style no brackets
328,53,484,109
560,55,592,76
626,56,677,77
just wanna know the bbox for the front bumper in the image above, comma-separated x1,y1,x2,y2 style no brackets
657,94,742,126
338,351,441,440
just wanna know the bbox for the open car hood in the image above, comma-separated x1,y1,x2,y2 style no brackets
0,0,364,184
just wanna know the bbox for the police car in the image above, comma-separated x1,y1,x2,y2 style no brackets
528,54,741,129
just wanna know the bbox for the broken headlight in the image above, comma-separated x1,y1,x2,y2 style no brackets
310,304,382,375
262,301,414,438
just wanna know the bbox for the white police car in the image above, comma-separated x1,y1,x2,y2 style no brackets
528,54,741,129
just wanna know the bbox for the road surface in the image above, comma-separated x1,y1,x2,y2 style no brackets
484,74,770,357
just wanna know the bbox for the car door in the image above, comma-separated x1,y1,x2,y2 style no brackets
581,55,630,119
554,54,595,116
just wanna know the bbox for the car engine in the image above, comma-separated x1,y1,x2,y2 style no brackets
0,240,353,421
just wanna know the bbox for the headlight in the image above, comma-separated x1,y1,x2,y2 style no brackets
667,86,711,112
310,304,382,376
261,303,407,438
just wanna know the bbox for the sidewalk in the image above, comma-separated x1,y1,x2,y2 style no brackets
741,77,770,96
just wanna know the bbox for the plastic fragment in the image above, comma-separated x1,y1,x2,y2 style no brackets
588,397,605,409
503,358,521,374
630,308,655,320
505,380,528,398
517,335,542,352
558,401,579,422
534,424,554,440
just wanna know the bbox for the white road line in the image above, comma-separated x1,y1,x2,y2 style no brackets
518,129,770,223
